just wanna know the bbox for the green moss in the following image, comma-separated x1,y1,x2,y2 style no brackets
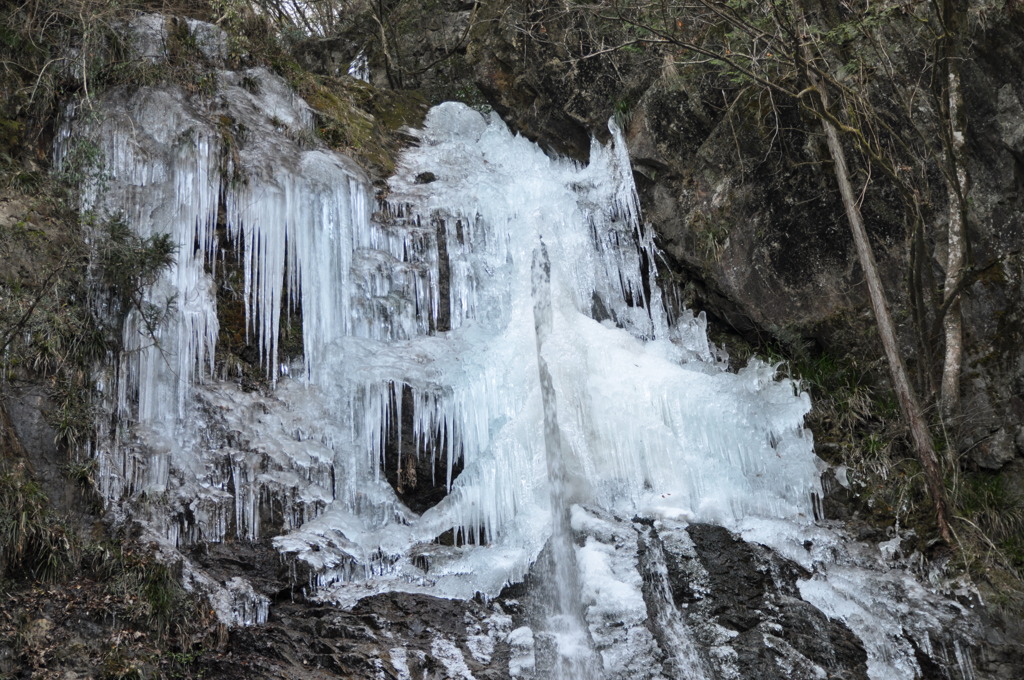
369,88,429,132
687,211,731,263
0,118,23,161
285,69,426,177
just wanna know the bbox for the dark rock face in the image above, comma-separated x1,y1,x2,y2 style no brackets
680,523,772,633
2,386,100,529
4,388,66,503
660,523,869,680
468,3,660,162
380,382,465,516
206,594,510,680
189,517,882,680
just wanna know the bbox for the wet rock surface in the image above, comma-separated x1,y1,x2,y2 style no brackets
172,527,826,679
0,405,995,680
181,515,976,679
206,595,511,680
666,523,869,680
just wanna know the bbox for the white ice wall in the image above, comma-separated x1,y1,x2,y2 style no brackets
61,17,819,619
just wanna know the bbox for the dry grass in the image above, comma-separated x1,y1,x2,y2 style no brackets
0,459,77,584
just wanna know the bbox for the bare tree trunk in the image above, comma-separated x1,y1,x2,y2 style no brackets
816,98,955,545
940,114,966,423
793,4,954,544
373,0,403,88
935,0,970,423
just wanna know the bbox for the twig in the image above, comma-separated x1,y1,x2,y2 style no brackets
0,253,72,357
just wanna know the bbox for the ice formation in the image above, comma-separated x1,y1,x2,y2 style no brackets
57,17,978,677
62,80,821,587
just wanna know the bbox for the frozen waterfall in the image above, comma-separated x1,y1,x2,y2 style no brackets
57,39,977,674
63,85,822,594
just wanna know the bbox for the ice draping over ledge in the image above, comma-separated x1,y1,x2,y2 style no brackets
59,57,824,603
48,14,985,676
51,16,984,672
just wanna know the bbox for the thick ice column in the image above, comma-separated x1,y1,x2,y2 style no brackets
532,242,602,678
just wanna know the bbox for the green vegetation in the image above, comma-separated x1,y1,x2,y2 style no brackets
0,459,77,584
95,214,177,344
950,470,1024,583
0,518,218,677
1,8,204,676
85,540,201,639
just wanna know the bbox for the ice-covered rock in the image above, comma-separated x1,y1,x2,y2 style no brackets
56,18,983,678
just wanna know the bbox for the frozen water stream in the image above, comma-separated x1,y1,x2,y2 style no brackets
58,21,980,675
533,242,604,677
64,87,823,594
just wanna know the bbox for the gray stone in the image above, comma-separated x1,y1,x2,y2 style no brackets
996,84,1024,153
972,427,1017,470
